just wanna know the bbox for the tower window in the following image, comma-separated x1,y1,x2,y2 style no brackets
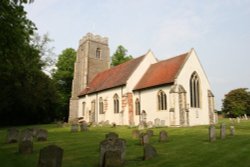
113,94,119,113
96,48,101,59
190,72,200,108
158,90,167,110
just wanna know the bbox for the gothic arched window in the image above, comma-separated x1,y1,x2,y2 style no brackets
96,48,101,59
99,97,104,114
135,98,140,115
158,90,167,110
113,94,119,113
190,72,200,108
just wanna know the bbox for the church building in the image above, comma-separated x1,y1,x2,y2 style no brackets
69,33,216,126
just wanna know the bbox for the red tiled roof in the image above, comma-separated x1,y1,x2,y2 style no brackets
78,55,145,96
134,52,189,90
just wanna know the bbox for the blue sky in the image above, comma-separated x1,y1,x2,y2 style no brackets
25,0,250,109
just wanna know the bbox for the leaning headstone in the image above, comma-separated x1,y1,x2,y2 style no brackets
80,122,88,131
140,133,149,145
146,130,154,137
20,129,33,142
37,129,48,141
100,137,126,167
19,140,33,154
209,125,216,142
230,125,235,136
143,144,157,160
154,118,161,127
105,132,119,140
132,130,140,139
7,128,19,143
38,145,63,167
71,124,79,132
220,123,226,139
159,130,168,142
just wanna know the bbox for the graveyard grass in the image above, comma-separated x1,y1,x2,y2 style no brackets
1,119,250,167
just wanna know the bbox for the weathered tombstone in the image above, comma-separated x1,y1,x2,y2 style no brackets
132,130,140,139
28,128,38,138
19,140,33,154
154,118,161,127
38,145,63,167
220,123,226,139
237,117,240,123
159,130,168,142
140,133,149,145
100,137,126,167
146,129,154,137
209,125,216,142
105,132,119,140
230,125,235,136
80,122,88,131
7,128,19,143
37,129,48,141
160,120,166,127
244,114,248,120
20,129,33,142
138,121,146,130
71,124,79,132
147,121,153,128
143,144,157,160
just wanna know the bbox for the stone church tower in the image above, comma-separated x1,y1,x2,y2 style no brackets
68,33,110,122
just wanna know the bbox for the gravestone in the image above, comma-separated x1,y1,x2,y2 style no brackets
140,133,149,145
111,122,116,128
160,120,166,127
71,124,79,132
28,128,38,138
146,130,154,137
38,145,63,167
237,117,240,123
20,129,33,142
19,140,33,154
80,122,88,131
230,125,235,136
143,144,157,160
100,137,126,167
105,132,119,140
220,123,226,139
138,121,146,130
159,130,168,142
154,118,161,127
104,120,110,126
132,130,140,139
7,128,19,143
209,125,216,142
147,121,153,128
37,129,48,141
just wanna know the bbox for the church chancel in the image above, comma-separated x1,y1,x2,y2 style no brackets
69,33,216,126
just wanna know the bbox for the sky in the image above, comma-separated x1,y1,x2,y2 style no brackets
25,0,250,110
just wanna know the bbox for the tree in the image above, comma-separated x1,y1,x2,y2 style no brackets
52,48,76,121
222,88,250,117
0,0,59,125
111,45,133,66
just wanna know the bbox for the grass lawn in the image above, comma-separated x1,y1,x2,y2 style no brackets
1,119,250,167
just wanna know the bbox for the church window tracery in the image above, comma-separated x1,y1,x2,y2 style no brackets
190,72,200,108
158,90,167,110
113,94,119,113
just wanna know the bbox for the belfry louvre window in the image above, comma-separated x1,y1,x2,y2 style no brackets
96,48,101,59
190,72,200,108
158,90,167,110
135,98,140,115
99,97,104,114
113,94,119,113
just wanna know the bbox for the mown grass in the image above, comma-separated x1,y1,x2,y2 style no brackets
1,119,250,167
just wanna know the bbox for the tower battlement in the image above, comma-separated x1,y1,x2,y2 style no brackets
79,33,108,45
